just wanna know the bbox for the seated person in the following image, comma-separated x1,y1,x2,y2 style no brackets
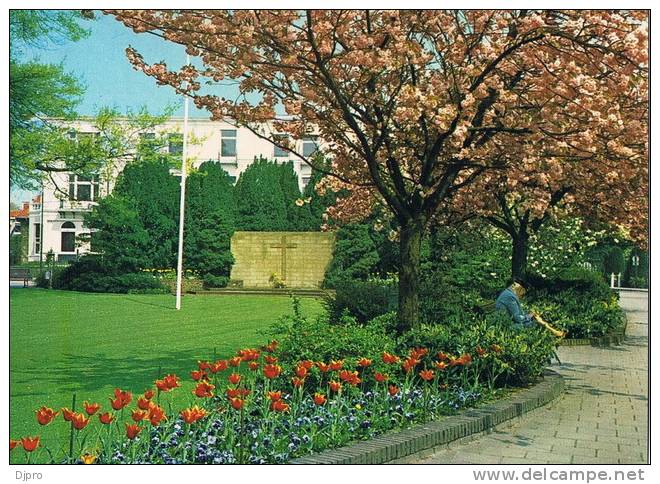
496,279,566,338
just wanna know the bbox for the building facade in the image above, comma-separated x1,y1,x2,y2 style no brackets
26,118,319,262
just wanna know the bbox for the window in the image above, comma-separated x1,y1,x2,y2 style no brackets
34,223,41,254
302,176,311,189
68,174,100,202
302,136,319,157
168,134,183,154
61,222,76,253
274,134,290,158
220,129,237,157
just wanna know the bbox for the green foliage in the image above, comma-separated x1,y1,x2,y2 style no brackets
604,246,625,275
526,269,625,338
398,312,557,387
323,223,381,287
325,280,398,324
624,248,648,288
271,298,397,365
9,234,24,265
50,259,167,294
84,196,151,272
9,10,91,188
234,158,295,231
111,158,180,269
184,162,236,279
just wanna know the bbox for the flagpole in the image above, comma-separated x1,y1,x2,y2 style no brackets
175,54,191,310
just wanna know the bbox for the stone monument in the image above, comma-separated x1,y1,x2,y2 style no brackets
229,231,335,288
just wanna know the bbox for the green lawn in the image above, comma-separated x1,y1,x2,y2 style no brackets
10,288,324,462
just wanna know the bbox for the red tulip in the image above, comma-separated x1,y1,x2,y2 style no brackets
36,406,58,426
83,401,100,416
299,360,314,370
62,407,75,422
71,412,90,430
110,388,132,409
435,361,448,371
10,439,20,451
437,352,450,362
191,369,207,381
193,381,215,398
210,360,228,373
267,391,282,401
357,358,372,368
21,436,40,452
339,370,361,386
180,406,207,424
143,389,155,400
329,380,342,393
228,356,242,367
316,362,331,373
382,352,400,364
291,376,305,388
99,412,115,425
230,398,245,410
295,365,308,378
329,360,344,371
125,423,142,440
264,355,278,364
131,409,148,422
313,393,327,406
137,397,152,410
374,372,388,383
410,347,429,359
264,340,278,353
238,348,260,361
270,400,289,412
263,364,282,379
248,361,259,371
198,360,211,371
476,346,488,357
228,373,241,385
388,385,399,396
148,405,167,426
402,358,419,373
419,369,435,381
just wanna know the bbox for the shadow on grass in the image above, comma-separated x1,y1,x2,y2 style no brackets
11,348,223,396
122,296,176,311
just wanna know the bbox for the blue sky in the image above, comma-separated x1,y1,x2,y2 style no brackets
26,12,220,117
13,11,229,202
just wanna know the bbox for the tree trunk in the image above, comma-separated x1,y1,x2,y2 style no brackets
511,231,529,280
397,216,425,334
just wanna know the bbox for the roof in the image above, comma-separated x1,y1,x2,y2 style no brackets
10,202,29,218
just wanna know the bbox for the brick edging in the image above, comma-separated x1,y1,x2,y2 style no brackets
560,314,628,347
289,369,564,465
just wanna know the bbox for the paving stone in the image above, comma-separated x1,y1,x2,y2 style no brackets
414,292,648,466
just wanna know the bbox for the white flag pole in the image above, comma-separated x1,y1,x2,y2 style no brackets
175,54,191,310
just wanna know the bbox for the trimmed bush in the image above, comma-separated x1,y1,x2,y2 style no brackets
50,258,167,294
324,279,398,324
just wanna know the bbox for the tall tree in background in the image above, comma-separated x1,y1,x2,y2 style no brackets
10,10,91,188
184,162,237,285
112,10,648,332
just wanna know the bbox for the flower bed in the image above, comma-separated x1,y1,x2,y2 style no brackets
11,343,513,464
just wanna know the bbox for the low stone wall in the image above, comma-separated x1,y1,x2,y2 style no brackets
290,369,564,465
230,231,335,288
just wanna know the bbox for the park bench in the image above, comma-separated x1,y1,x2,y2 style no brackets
10,267,32,287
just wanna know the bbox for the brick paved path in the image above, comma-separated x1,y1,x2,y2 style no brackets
414,290,648,465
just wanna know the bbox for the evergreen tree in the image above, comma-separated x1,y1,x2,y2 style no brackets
112,158,180,268
84,195,151,272
234,157,290,231
184,161,236,283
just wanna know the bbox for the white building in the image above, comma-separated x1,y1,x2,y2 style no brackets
27,118,319,262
